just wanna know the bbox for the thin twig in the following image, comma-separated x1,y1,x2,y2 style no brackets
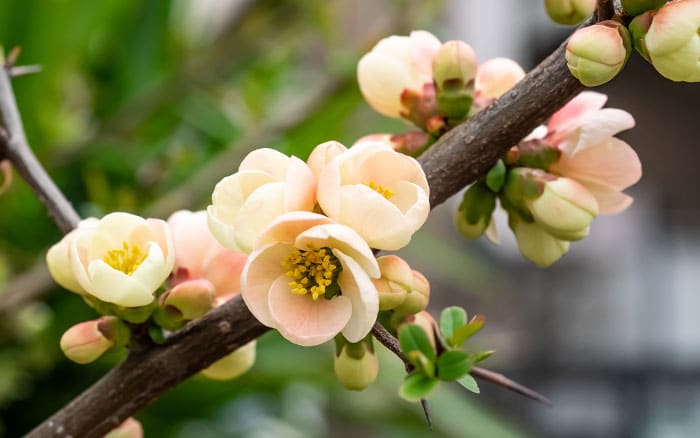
371,322,551,406
8,65,43,77
0,65,80,233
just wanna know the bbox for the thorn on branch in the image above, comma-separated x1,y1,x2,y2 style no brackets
4,46,21,68
8,65,43,78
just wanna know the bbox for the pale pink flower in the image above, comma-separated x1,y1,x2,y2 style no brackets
241,211,380,346
357,30,441,118
207,148,316,253
168,210,247,299
474,58,525,102
547,91,641,214
317,141,430,250
51,213,174,307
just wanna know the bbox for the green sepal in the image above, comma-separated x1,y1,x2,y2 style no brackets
486,159,506,192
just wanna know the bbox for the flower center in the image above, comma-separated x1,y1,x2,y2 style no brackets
282,247,341,300
103,242,147,275
365,180,394,199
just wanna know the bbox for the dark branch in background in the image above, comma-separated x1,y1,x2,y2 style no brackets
0,59,80,233
370,323,551,406
26,7,614,436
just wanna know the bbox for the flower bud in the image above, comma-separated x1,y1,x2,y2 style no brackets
629,0,700,82
105,418,143,438
527,176,599,241
333,337,379,391
60,316,129,364
545,0,596,25
161,279,215,321
455,182,497,239
621,0,667,16
201,341,256,380
474,58,525,101
393,270,430,316
511,219,570,267
433,40,477,121
373,255,412,310
566,20,632,86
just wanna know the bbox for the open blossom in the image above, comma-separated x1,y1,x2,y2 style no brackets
547,91,641,214
317,141,430,250
357,30,441,119
241,211,380,346
207,148,316,253
47,213,174,307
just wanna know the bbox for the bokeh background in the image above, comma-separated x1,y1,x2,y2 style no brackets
1,1,699,437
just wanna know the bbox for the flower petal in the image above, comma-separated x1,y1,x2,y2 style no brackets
547,91,607,135
334,249,379,343
233,182,287,253
560,108,635,156
241,242,293,327
268,276,352,346
581,182,634,215
239,148,292,180
282,156,316,212
257,211,334,246
86,260,155,307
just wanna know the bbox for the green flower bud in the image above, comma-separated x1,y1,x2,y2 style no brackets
334,337,379,391
566,20,632,87
433,40,477,121
201,341,256,380
455,182,497,239
510,218,570,267
544,0,596,25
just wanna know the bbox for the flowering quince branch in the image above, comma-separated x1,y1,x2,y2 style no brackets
19,7,630,438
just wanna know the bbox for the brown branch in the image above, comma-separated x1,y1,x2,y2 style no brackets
27,10,616,435
0,64,80,233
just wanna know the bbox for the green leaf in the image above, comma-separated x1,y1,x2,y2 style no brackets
486,159,506,192
452,315,486,346
399,373,439,402
470,350,495,364
399,324,436,363
457,374,480,394
440,306,467,347
408,351,436,377
437,350,472,381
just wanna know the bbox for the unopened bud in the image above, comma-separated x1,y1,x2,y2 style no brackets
527,177,598,241
334,337,379,391
511,219,571,267
566,20,631,86
433,41,477,121
201,341,256,380
162,279,214,320
104,418,143,438
629,0,700,82
60,316,129,364
474,58,525,101
373,255,412,310
455,182,497,239
393,270,430,316
545,0,596,25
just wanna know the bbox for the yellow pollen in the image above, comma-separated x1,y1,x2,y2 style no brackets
365,180,394,199
103,242,147,275
281,247,340,300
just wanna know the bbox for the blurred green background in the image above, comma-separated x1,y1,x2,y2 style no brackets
0,1,527,436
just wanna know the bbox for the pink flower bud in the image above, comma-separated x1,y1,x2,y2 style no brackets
373,255,413,310
474,58,525,106
104,418,143,438
544,0,596,25
393,270,430,316
161,279,215,321
566,21,631,86
60,316,123,364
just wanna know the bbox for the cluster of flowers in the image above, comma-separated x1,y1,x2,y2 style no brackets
547,0,700,85
47,138,435,392
456,91,642,266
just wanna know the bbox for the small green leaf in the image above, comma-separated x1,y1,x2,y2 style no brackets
452,315,485,346
486,159,506,192
437,350,471,381
457,374,480,394
399,324,436,362
408,351,436,377
440,306,467,347
399,373,439,402
470,350,495,364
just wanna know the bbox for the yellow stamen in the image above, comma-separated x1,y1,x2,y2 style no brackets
365,180,394,200
103,242,147,275
281,247,340,300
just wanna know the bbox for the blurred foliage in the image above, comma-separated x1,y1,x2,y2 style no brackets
0,0,525,436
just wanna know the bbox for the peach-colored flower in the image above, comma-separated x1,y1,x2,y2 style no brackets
474,57,525,102
357,30,441,118
241,211,380,346
52,213,174,307
547,92,641,214
207,148,316,253
306,141,348,183
317,141,430,250
168,210,247,299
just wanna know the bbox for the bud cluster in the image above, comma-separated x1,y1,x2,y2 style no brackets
455,91,641,267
